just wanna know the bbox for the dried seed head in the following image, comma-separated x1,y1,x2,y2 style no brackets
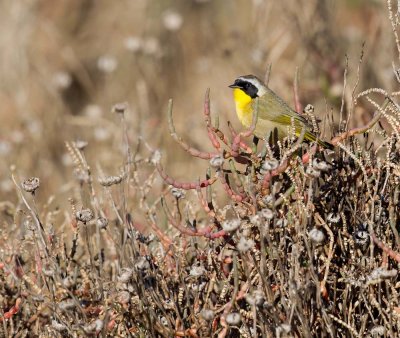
118,291,131,304
97,55,117,73
83,319,103,334
51,320,67,332
303,104,314,114
210,155,224,168
262,158,279,171
259,208,274,220
22,177,40,194
74,140,88,150
73,168,89,184
276,218,288,227
308,228,325,244
245,290,264,306
98,175,123,187
162,10,183,31
124,36,142,52
250,214,262,226
112,102,129,114
236,237,255,252
222,219,241,232
171,187,185,199
370,325,386,336
276,324,291,336
367,268,397,284
62,276,75,289
96,217,108,229
135,256,150,270
76,208,94,223
118,268,133,283
313,158,331,171
354,226,369,246
190,265,206,277
200,309,215,321
226,312,241,325
306,166,321,178
327,213,340,223
151,150,161,165
58,299,76,311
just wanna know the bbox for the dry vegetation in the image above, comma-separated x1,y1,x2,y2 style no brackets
2,0,400,337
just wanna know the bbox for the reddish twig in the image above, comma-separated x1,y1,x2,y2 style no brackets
0,297,22,321
294,67,302,113
262,145,317,191
218,171,245,203
167,99,219,160
156,162,217,190
162,198,226,239
371,232,400,263
331,97,389,145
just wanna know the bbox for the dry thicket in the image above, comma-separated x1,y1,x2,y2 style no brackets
2,1,400,338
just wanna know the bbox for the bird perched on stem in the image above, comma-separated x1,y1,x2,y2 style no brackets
229,75,333,149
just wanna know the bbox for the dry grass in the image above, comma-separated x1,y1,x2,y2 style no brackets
1,0,400,337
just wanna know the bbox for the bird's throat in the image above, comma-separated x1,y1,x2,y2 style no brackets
233,88,253,127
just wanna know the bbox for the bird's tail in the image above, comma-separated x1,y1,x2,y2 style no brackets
304,131,334,150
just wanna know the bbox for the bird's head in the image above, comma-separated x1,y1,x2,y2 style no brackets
228,75,266,98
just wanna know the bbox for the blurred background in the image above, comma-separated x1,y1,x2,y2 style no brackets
0,0,394,203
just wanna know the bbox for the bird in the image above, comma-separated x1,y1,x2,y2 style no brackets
229,75,333,149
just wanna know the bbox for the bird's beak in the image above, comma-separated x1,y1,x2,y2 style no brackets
228,84,239,88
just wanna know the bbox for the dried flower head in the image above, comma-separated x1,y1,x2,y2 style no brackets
262,158,279,171
306,166,321,178
97,55,117,73
236,237,255,252
226,312,241,325
370,326,386,337
96,217,108,229
51,320,67,332
162,10,183,31
118,291,131,305
73,140,88,150
308,228,325,244
259,208,274,220
124,36,142,52
210,155,224,168
112,102,129,114
200,309,215,321
303,104,314,114
367,268,397,284
76,208,94,223
222,219,241,232
313,158,331,171
245,289,264,306
189,265,206,277
327,213,340,223
22,177,40,194
171,187,186,199
98,175,123,187
118,268,133,283
151,150,161,165
135,256,150,270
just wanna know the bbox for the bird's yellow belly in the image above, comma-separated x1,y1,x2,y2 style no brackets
233,89,287,139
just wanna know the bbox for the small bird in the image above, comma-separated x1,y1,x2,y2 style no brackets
229,75,333,149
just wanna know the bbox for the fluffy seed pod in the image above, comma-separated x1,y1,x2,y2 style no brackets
76,209,94,223
22,177,40,194
98,175,123,187
308,228,325,244
222,219,241,232
226,312,241,325
210,155,224,168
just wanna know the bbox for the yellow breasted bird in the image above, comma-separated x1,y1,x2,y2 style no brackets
229,75,333,149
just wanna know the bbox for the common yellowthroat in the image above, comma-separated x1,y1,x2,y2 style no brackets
229,75,333,149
